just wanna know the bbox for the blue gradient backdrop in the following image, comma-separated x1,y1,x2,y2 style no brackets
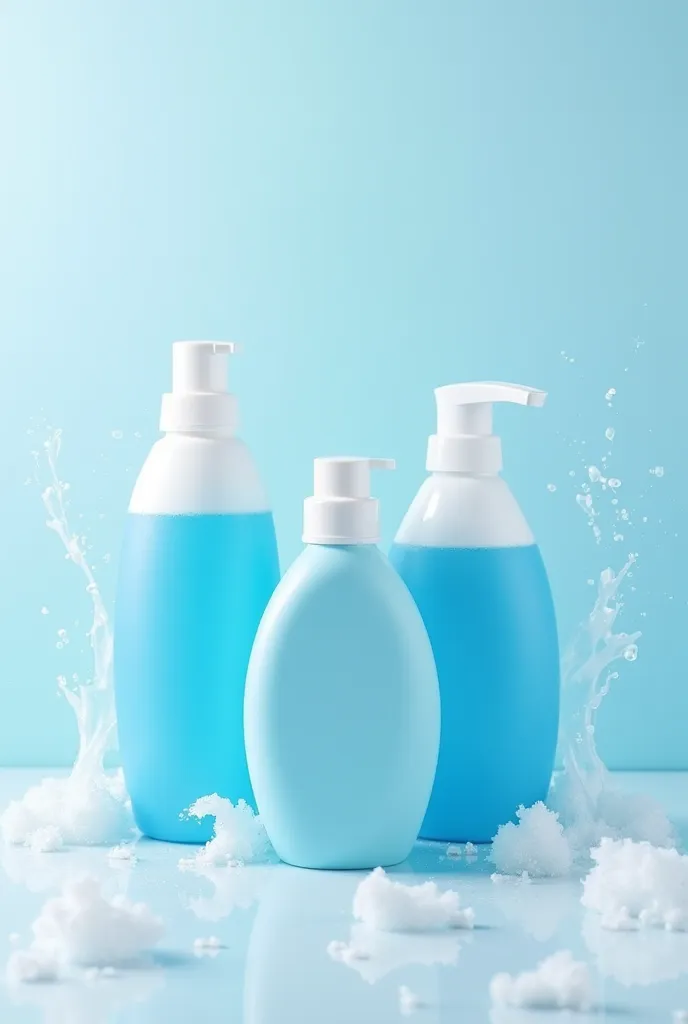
0,1,685,767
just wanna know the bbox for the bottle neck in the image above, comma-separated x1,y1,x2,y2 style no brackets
426,434,502,474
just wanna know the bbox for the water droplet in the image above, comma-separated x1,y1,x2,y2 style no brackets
623,644,638,662
642,516,648,523
57,629,67,638
576,493,593,512
613,533,624,542
608,478,622,490
605,388,616,401
650,466,664,477
547,483,557,493
568,470,576,478
40,606,49,615
111,430,123,440
588,466,605,484
605,427,615,441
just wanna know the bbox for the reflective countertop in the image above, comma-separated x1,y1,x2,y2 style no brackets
1,770,687,1023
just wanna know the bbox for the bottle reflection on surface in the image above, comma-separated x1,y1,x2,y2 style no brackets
244,864,459,1024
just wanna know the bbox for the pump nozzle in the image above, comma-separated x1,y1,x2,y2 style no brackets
304,456,395,545
160,340,241,434
428,381,547,474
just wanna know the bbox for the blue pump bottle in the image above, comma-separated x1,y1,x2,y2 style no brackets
389,382,560,843
244,457,440,870
114,342,279,842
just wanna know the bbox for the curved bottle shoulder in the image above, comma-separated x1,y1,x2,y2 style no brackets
253,544,432,652
129,434,271,515
394,473,534,548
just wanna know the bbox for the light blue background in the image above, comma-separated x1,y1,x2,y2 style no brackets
0,1,685,768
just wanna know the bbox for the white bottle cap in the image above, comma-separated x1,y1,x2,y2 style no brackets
427,381,546,474
160,341,241,434
303,457,395,545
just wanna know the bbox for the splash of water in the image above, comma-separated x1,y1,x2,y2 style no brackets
548,378,674,858
549,559,673,857
0,430,134,849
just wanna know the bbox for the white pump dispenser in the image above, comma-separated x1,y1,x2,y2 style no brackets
130,339,268,515
395,381,547,548
160,341,240,435
303,457,395,545
428,382,547,475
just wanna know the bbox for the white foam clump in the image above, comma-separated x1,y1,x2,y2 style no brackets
29,826,63,853
179,794,269,869
1,772,133,851
490,803,572,878
489,950,595,1011
582,838,688,931
6,877,164,983
399,984,423,1015
353,868,474,932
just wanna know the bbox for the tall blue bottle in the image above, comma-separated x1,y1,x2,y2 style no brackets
389,382,560,843
114,341,280,843
244,457,440,870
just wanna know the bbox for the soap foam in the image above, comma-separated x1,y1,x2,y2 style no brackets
489,950,595,1011
0,432,134,850
582,837,688,931
7,877,164,983
490,803,572,878
490,554,674,876
352,867,474,932
178,793,269,869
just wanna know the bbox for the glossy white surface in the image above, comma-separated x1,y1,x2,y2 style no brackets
129,434,270,514
0,770,687,1022
394,473,534,548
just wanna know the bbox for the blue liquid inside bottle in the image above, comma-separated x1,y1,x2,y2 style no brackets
389,542,560,842
114,512,279,843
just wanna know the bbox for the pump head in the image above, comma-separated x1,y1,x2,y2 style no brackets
427,381,546,474
160,341,241,434
303,456,395,545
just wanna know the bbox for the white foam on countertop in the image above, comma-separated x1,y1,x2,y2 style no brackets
489,950,595,1011
6,877,164,983
352,868,474,933
582,837,688,931
179,794,269,869
491,803,572,878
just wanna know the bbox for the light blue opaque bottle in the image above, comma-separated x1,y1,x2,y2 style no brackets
114,341,280,843
244,457,440,870
390,382,560,843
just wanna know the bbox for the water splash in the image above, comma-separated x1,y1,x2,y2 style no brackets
551,589,674,857
549,380,674,857
0,430,134,849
